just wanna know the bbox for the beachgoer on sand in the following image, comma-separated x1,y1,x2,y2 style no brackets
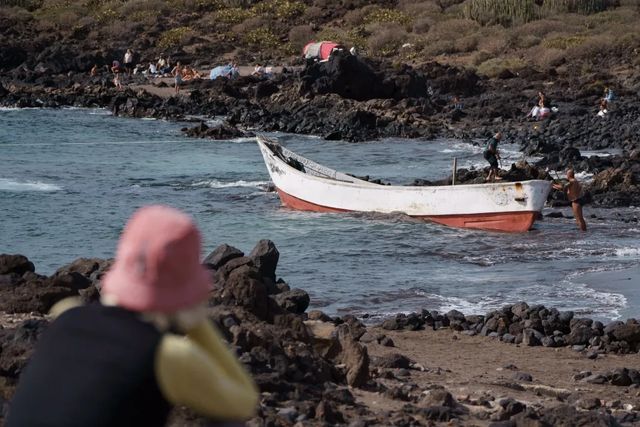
6,205,259,427
553,169,587,231
483,132,502,182
172,61,182,94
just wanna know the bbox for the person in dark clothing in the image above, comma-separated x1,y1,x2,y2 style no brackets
483,132,502,182
7,205,258,427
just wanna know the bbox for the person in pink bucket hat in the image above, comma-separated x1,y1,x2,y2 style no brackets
8,205,259,427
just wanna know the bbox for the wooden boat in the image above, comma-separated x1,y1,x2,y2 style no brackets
256,136,551,232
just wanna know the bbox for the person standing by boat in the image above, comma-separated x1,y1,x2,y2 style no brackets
483,132,502,182
553,169,587,231
7,205,259,426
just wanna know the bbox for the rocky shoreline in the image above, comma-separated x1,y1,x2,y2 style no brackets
2,53,639,207
1,245,639,426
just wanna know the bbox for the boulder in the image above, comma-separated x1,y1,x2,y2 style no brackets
371,353,412,369
567,326,595,345
273,289,310,314
607,323,640,348
336,324,369,387
249,240,279,282
420,388,456,408
203,244,244,270
0,255,35,276
307,310,332,322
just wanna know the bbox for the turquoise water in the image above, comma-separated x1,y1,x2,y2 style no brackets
1,108,639,320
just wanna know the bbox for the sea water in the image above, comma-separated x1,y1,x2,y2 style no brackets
1,108,639,321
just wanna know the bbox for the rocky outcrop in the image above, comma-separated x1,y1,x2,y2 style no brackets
181,121,254,140
379,302,640,355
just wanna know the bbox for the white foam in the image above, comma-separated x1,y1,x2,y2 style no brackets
615,247,640,257
190,179,269,189
0,178,62,192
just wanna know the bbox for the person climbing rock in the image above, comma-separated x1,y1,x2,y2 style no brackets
7,205,259,427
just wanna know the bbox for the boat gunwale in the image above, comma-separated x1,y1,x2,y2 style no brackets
256,135,550,193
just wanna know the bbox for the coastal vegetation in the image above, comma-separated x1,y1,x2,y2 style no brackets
1,0,639,75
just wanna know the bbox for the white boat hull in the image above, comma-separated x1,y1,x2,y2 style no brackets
257,137,551,232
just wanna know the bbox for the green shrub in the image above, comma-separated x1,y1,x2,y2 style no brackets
251,0,305,20
476,57,526,77
213,7,254,23
540,0,613,15
158,26,194,48
2,0,43,11
288,24,315,50
367,23,409,56
465,0,618,26
244,27,279,49
129,9,159,22
346,26,368,50
315,27,345,43
542,35,586,49
364,8,412,26
464,0,538,26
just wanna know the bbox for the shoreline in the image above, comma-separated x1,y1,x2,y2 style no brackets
2,54,639,208
579,264,640,321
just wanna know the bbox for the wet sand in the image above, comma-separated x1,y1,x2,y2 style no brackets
580,264,640,320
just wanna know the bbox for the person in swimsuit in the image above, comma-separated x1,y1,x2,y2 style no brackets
172,61,183,94
553,169,587,231
7,205,259,426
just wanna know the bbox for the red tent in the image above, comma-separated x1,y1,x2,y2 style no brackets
303,41,342,61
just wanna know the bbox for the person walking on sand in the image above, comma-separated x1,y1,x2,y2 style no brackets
7,205,259,427
553,169,587,231
483,132,502,182
172,61,183,94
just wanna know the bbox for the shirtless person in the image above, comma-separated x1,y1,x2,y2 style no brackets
553,169,587,231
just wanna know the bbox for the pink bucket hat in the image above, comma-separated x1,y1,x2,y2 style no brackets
101,205,212,312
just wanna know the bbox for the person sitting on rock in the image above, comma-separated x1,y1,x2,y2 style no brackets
7,205,259,427
553,169,587,231
111,60,122,74
604,87,615,103
147,62,158,77
483,132,502,182
597,98,608,117
451,95,464,111
252,63,265,77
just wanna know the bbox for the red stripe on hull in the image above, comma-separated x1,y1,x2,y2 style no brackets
275,187,538,232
